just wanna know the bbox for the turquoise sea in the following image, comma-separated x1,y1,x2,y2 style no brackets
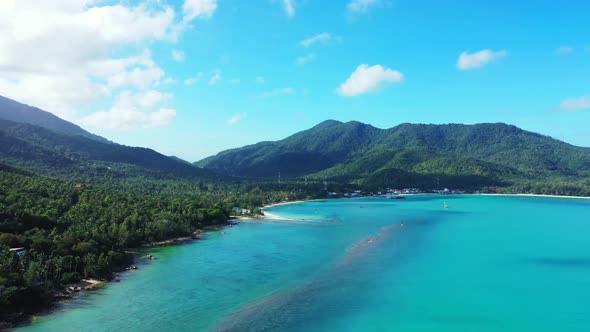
18,195,590,331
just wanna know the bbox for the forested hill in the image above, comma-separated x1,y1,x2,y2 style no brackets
197,120,590,194
0,95,107,142
196,120,381,177
0,119,217,181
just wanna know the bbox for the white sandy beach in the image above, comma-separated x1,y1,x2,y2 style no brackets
262,200,306,209
261,211,293,220
481,193,590,200
261,200,309,220
261,199,329,220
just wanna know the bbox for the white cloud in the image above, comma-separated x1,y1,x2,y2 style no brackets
208,72,221,85
87,50,155,78
559,96,590,111
457,49,507,70
184,72,204,85
81,4,178,42
81,90,176,129
183,0,217,22
300,32,332,47
336,64,403,96
282,0,296,17
347,0,381,14
0,72,109,120
82,108,176,129
296,53,315,65
228,78,241,84
129,90,172,109
554,46,574,55
0,1,212,127
261,87,295,98
107,65,165,89
227,112,247,124
172,49,185,62
256,76,265,83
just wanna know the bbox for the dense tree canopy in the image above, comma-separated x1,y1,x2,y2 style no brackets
0,163,324,323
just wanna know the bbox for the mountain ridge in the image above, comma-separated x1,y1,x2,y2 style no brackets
0,95,108,142
0,119,217,181
0,95,220,181
197,120,590,193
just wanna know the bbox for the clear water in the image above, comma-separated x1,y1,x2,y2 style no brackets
18,195,590,331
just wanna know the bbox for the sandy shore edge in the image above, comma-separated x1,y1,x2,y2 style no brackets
480,193,590,200
261,199,326,220
259,194,590,221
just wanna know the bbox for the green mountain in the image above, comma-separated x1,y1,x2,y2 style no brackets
0,119,216,181
196,120,380,177
0,95,107,142
197,120,590,194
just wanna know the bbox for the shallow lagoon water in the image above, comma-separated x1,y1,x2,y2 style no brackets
19,195,590,331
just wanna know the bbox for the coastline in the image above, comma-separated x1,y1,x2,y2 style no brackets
259,194,590,221
262,198,331,210
261,199,326,221
480,193,590,200
17,193,588,328
261,211,297,220
15,222,234,330
262,200,307,209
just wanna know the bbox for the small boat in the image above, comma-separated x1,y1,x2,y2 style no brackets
443,201,449,209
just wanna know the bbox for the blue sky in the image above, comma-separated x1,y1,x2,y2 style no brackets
1,0,589,161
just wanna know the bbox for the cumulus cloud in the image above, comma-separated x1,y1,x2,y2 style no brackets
282,0,296,17
129,90,173,109
87,50,154,77
457,49,507,70
0,72,109,120
554,46,574,55
261,87,295,98
227,112,247,124
107,65,165,89
336,64,403,96
0,0,213,127
172,49,185,62
183,0,217,22
300,33,332,47
81,90,176,129
559,96,590,111
82,108,176,130
296,53,315,65
347,0,381,14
